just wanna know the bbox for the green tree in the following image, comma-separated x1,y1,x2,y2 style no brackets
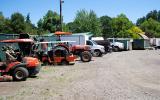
24,23,37,34
136,17,145,26
146,10,158,21
40,10,60,33
62,23,69,32
66,22,76,32
140,18,160,37
10,12,25,34
72,9,101,36
3,18,13,33
100,15,112,38
158,11,160,22
24,14,38,34
26,13,31,24
137,10,160,26
37,18,45,35
111,14,133,38
127,26,142,39
136,10,160,38
0,12,5,33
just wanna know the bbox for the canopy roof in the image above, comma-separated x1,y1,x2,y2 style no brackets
0,39,34,43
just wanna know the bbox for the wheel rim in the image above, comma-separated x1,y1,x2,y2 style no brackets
94,51,100,56
15,71,24,80
83,54,89,61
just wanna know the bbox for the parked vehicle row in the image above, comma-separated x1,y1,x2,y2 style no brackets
0,32,105,81
93,39,125,52
0,32,129,82
60,35,106,57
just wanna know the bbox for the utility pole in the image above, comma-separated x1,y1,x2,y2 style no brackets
60,0,64,31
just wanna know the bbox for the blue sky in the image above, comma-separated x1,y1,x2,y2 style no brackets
0,0,160,25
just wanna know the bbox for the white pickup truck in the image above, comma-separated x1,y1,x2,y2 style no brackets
109,39,124,52
86,40,105,57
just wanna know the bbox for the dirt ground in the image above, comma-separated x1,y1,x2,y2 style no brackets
0,50,160,100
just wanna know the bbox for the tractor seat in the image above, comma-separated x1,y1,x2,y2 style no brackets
0,62,4,66
0,62,7,70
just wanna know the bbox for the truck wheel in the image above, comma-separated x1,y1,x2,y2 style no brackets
12,67,29,81
80,51,92,62
113,46,119,52
93,50,102,57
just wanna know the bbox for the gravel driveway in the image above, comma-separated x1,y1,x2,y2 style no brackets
0,50,160,100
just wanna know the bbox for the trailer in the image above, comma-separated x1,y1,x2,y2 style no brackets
150,38,160,49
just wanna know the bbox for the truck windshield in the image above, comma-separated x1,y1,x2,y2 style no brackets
87,41,93,46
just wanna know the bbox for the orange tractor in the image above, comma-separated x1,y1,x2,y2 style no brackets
0,39,41,81
18,32,92,65
36,41,76,65
32,31,92,65
54,31,92,62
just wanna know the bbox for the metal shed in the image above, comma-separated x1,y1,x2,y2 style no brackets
132,33,150,50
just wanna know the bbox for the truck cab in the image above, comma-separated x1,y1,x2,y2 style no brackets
109,39,124,52
86,40,105,57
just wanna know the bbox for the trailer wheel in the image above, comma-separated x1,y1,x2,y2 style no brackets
12,67,29,81
80,51,92,62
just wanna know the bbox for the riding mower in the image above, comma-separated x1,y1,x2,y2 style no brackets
36,40,76,65
0,39,41,81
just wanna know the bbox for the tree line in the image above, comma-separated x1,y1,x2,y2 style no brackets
0,9,160,38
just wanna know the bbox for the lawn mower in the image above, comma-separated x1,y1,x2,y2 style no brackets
0,39,41,81
35,40,76,65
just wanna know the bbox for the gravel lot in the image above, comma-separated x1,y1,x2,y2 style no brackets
0,50,160,100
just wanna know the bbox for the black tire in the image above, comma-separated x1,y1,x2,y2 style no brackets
113,46,119,52
12,67,29,81
93,50,102,57
80,51,92,62
69,63,75,65
60,60,69,65
42,60,49,66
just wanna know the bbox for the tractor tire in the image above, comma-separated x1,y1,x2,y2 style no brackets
80,51,92,62
12,67,29,81
69,63,75,65
93,50,102,57
42,60,49,66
